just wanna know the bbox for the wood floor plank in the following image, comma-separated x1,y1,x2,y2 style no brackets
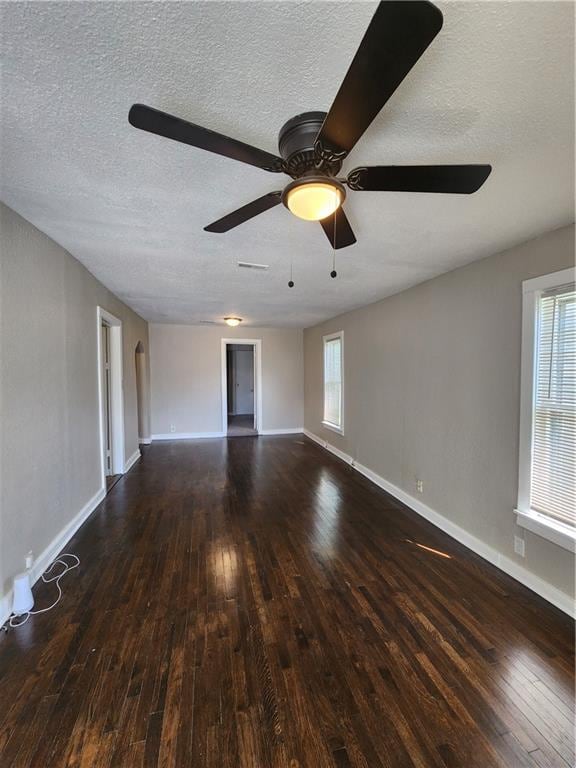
0,436,573,767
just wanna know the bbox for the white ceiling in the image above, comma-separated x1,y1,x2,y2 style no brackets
1,1,574,328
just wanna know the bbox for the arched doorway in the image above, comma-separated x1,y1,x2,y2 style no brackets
135,341,150,444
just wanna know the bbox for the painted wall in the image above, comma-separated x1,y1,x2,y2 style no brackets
150,325,303,435
304,225,575,603
0,203,150,606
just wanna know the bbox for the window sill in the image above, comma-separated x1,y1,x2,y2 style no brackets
515,509,576,553
322,420,344,436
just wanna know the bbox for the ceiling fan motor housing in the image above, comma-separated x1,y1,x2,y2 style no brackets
278,112,343,178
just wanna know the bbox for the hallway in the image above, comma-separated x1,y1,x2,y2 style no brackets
227,414,257,437
0,437,573,767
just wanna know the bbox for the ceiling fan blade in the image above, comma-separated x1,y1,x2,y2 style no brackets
320,207,357,249
204,192,282,233
315,1,443,163
346,165,492,193
129,104,285,172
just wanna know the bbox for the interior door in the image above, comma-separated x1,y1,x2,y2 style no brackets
101,322,113,475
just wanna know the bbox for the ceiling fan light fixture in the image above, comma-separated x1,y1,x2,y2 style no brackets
282,177,345,222
224,317,242,327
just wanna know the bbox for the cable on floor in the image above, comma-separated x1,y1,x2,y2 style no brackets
6,553,80,629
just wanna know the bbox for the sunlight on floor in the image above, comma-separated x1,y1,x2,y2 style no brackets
405,539,452,559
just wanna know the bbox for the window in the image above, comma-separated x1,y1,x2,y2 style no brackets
517,268,575,551
323,331,344,434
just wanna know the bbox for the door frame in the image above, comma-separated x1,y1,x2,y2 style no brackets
221,339,262,435
97,307,125,488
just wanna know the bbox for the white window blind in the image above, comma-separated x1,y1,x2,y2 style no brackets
531,283,575,527
323,335,342,428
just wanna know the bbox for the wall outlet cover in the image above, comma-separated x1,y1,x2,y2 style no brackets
514,535,525,557
416,479,424,494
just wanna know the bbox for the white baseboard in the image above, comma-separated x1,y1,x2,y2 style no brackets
303,429,574,618
0,592,12,628
152,431,226,441
304,430,351,464
259,428,304,435
139,437,152,445
152,429,304,440
1,486,106,628
124,449,141,473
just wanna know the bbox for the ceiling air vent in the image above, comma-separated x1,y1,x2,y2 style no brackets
199,320,218,325
238,261,269,270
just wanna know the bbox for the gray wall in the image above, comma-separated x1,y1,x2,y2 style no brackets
304,225,575,600
0,203,150,601
150,324,303,434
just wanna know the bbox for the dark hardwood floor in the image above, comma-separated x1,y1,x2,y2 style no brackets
106,474,122,493
0,436,574,767
227,414,257,437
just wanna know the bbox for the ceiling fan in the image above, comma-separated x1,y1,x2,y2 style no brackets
129,0,491,250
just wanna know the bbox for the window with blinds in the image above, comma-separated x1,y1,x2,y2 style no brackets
530,283,575,527
323,333,343,430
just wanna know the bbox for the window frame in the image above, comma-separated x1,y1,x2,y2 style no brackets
516,267,576,552
322,330,345,435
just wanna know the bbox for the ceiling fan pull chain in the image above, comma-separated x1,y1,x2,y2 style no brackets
331,208,337,278
288,257,294,288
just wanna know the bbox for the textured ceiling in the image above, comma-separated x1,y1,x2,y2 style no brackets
1,1,574,328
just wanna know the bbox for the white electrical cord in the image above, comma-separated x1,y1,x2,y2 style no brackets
8,553,80,628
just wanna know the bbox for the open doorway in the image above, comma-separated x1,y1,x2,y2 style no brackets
227,344,256,436
221,339,262,437
101,321,117,489
135,341,150,446
97,307,125,493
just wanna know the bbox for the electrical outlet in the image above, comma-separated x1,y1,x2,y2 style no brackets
25,551,34,570
514,535,525,557
416,479,424,494
170,424,176,433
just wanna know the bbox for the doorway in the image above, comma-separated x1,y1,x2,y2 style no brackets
221,339,262,437
101,321,116,487
227,344,256,436
97,307,125,492
135,341,150,445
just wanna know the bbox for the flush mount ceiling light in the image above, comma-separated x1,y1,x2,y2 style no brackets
282,177,345,222
224,317,242,327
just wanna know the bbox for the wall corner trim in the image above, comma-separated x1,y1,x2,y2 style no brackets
124,450,141,473
303,429,575,618
0,486,107,628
